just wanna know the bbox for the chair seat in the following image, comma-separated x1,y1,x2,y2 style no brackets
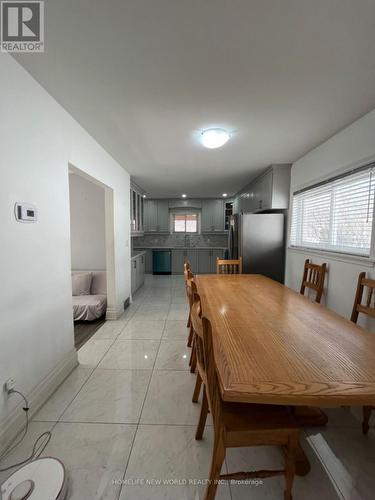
223,403,298,434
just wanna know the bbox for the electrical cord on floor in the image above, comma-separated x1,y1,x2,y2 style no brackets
0,389,52,472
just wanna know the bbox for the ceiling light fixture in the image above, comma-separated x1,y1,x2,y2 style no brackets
222,193,228,197
182,194,187,198
200,128,230,149
143,194,147,198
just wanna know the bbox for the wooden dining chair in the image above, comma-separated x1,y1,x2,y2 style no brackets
351,271,375,435
190,292,299,500
299,258,327,303
216,257,242,274
184,268,195,347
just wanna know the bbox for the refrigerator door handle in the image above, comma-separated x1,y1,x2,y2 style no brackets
228,225,233,259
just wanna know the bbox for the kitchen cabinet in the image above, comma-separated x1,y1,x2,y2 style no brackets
200,248,225,273
172,248,197,274
130,186,145,235
145,249,152,273
144,199,170,232
235,164,291,213
201,200,225,232
131,253,145,294
168,199,202,209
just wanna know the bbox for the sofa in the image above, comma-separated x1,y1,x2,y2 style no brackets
71,271,107,321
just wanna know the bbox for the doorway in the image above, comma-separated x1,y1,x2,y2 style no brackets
68,165,116,349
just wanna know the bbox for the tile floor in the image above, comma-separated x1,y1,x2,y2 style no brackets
1,275,375,499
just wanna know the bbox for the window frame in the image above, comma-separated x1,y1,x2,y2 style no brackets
171,210,200,234
289,162,375,261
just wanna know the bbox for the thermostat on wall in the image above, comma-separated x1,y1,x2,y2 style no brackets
15,202,37,223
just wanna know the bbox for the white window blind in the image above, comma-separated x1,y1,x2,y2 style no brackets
290,165,375,257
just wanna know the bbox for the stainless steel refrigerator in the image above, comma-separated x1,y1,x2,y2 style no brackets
228,213,286,283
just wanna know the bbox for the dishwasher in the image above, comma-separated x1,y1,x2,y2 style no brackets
152,249,172,275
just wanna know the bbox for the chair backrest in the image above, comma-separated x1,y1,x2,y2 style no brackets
190,297,223,429
190,291,204,369
351,272,375,323
184,268,194,285
186,279,197,311
184,261,191,272
299,259,327,303
216,257,242,274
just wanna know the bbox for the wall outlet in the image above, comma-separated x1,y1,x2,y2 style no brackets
4,378,16,393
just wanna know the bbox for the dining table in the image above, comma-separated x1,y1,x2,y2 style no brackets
194,274,375,475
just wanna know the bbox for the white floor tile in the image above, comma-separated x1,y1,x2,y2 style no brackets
120,425,231,500
47,422,136,500
90,320,125,340
119,320,165,340
99,340,160,370
33,366,93,422
162,320,189,340
78,339,113,367
166,304,189,321
141,370,207,425
61,368,151,423
154,340,191,370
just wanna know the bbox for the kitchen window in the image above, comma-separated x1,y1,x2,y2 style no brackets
290,164,375,257
173,213,198,233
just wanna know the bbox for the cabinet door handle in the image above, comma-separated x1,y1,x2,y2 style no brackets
134,260,137,269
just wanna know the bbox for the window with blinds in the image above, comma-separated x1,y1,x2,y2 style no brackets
173,213,198,233
290,165,375,257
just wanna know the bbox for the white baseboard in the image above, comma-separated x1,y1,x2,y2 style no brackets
106,305,123,320
0,349,78,455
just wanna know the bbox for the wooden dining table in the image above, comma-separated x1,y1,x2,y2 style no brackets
194,274,375,474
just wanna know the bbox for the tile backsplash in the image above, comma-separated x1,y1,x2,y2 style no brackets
132,233,228,248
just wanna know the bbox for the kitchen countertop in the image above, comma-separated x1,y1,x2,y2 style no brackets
133,246,228,250
131,250,146,260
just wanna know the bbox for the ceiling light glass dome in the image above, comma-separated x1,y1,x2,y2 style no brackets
200,128,230,149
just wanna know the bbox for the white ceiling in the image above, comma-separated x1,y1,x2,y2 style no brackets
15,0,375,197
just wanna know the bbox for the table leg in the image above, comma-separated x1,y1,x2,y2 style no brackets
294,442,311,476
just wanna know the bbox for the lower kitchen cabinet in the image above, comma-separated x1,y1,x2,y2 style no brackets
131,252,145,294
172,248,225,274
172,249,197,274
198,248,225,273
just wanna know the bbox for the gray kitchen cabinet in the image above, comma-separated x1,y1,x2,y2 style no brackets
131,253,145,294
130,186,145,235
156,200,169,232
235,164,291,213
144,200,158,232
185,248,197,271
172,248,197,274
131,258,138,294
197,249,211,274
201,200,225,232
197,248,225,274
145,249,152,273
168,199,202,209
172,249,185,274
144,199,170,232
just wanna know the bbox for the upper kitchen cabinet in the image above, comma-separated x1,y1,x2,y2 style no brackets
168,199,202,209
236,164,291,213
130,185,145,235
201,199,225,232
144,199,170,232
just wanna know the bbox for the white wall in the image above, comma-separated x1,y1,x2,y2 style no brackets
286,109,375,329
0,54,131,440
69,173,106,270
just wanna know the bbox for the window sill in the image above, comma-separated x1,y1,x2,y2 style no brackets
287,246,375,268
